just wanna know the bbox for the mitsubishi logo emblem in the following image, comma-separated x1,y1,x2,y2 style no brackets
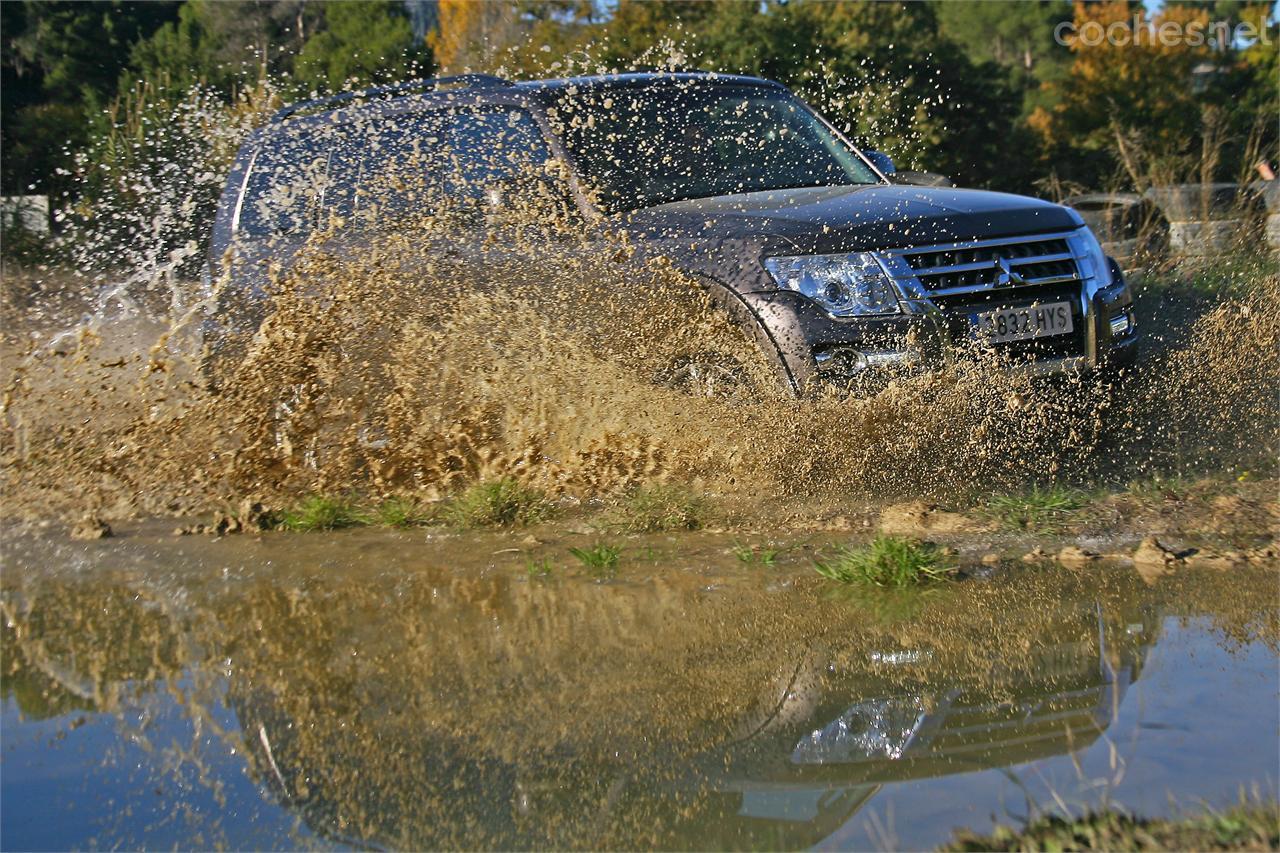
992,256,1025,288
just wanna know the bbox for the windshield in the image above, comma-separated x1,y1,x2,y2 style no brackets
550,82,880,214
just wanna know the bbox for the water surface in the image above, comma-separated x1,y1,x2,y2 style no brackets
2,528,1276,849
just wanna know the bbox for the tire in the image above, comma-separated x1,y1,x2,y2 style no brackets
655,351,760,401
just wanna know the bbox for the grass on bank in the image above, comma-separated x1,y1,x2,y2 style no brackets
276,479,551,532
939,801,1280,852
611,483,710,533
1173,249,1278,298
987,484,1086,533
814,536,952,587
569,543,621,579
279,496,366,532
446,478,554,528
371,497,434,528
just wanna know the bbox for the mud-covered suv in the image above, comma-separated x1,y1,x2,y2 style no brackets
207,71,1139,395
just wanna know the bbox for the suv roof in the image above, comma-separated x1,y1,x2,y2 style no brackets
269,71,785,125
511,71,785,95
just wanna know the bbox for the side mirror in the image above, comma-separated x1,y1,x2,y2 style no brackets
864,150,896,176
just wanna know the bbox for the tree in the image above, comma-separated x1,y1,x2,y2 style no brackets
295,0,428,92
934,0,1073,117
428,0,524,73
129,0,321,94
1,0,179,194
1028,0,1271,189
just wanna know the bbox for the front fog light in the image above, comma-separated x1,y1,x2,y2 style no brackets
815,347,869,376
765,252,900,317
1110,311,1134,337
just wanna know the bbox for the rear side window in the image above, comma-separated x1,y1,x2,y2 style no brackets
446,109,552,199
235,106,553,237
337,111,452,221
237,127,337,237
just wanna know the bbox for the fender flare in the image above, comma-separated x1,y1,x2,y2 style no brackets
683,272,801,397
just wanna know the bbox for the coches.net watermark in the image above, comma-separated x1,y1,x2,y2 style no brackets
1055,17,1274,48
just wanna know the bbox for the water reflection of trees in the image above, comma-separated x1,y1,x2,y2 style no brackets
4,561,1273,848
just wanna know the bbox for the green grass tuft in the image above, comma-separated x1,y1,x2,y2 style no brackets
280,496,366,532
813,536,951,587
940,801,1280,852
525,556,555,578
569,543,622,579
987,484,1085,533
373,497,433,528
615,483,710,533
732,541,779,567
447,478,553,528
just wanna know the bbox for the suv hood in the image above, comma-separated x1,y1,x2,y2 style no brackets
622,184,1083,253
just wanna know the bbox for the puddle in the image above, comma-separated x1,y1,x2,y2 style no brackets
2,529,1276,849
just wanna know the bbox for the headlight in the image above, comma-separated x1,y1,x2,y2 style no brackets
791,696,926,764
764,252,900,317
1069,225,1114,288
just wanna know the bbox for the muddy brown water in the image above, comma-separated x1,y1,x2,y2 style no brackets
2,527,1276,850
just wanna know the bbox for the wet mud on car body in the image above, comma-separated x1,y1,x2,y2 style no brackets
206,72,1139,396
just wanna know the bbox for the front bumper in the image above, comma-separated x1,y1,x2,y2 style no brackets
742,270,1139,395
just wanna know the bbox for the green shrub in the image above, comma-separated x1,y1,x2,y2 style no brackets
814,536,951,587
615,483,709,533
447,479,553,528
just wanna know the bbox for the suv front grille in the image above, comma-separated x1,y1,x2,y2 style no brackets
897,236,1080,293
878,232,1090,361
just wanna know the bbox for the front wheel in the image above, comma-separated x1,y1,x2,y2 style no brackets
655,351,760,401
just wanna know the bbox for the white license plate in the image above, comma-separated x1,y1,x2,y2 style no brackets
971,301,1073,344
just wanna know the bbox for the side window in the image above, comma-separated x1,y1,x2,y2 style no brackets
237,126,338,237
445,108,552,200
352,110,452,220
235,106,558,236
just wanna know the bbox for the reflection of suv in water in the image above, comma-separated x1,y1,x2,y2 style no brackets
225,591,1158,850
207,72,1139,395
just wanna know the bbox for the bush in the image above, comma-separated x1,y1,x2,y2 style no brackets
447,478,553,528
814,536,952,587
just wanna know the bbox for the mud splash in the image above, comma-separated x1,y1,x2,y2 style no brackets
3,211,1279,522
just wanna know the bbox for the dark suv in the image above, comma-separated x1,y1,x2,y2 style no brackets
206,72,1139,395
